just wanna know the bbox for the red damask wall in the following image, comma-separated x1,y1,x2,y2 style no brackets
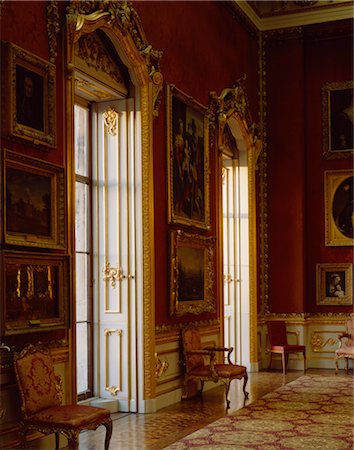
134,1,259,325
265,20,353,314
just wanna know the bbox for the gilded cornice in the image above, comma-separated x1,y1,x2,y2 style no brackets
66,0,163,116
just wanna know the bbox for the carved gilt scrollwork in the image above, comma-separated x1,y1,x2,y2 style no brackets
103,107,118,136
67,0,164,116
155,353,169,379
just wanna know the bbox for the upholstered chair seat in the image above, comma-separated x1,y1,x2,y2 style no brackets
181,327,248,408
13,344,112,449
335,318,354,374
267,321,306,375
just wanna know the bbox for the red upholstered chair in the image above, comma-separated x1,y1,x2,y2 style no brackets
267,321,306,375
181,327,248,408
335,318,354,374
13,344,112,449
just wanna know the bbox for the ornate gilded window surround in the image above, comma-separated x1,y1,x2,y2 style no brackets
210,77,262,370
65,0,163,404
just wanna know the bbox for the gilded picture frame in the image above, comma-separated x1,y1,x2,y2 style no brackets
3,149,65,249
1,251,69,335
316,263,353,306
166,84,210,230
170,230,216,317
322,81,354,159
324,169,354,246
4,42,56,149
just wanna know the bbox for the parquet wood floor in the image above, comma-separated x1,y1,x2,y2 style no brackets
75,369,342,450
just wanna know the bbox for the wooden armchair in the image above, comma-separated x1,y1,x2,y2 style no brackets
13,344,112,449
335,318,354,374
181,327,248,408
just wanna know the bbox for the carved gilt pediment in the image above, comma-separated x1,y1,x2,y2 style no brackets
75,32,128,97
67,0,163,115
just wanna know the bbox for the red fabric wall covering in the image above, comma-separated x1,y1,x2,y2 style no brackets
303,21,353,313
266,20,353,314
266,37,306,313
134,1,259,324
0,0,66,166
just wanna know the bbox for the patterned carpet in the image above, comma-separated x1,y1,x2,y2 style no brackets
165,375,354,450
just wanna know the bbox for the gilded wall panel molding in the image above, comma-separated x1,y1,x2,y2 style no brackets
104,328,122,396
311,331,338,353
47,0,60,63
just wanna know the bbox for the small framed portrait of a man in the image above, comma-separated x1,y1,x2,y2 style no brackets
16,65,44,131
4,42,56,148
322,81,354,159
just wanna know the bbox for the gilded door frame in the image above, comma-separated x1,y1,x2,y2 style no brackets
65,1,163,409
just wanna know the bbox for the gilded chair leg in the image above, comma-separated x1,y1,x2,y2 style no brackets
104,419,113,450
67,431,79,450
335,357,339,375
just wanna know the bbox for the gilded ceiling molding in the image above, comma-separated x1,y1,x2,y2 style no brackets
66,0,163,116
263,26,303,43
47,0,60,63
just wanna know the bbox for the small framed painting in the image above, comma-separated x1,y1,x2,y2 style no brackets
169,230,216,317
316,263,353,306
322,81,354,159
3,149,65,249
3,42,56,148
1,251,69,335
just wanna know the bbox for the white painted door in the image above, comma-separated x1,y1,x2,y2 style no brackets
92,99,137,412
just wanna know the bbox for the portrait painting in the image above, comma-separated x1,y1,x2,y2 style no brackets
324,169,354,246
316,263,353,306
16,64,44,131
1,252,69,335
166,84,210,229
169,230,216,316
322,81,354,159
4,149,65,249
4,42,56,148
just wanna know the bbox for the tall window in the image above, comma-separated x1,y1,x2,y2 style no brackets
74,100,93,400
